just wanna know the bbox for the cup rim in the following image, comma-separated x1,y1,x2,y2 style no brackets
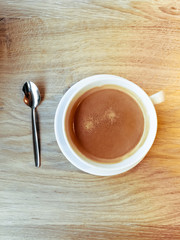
54,74,157,176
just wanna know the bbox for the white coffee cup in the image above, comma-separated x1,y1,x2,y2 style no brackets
54,74,164,176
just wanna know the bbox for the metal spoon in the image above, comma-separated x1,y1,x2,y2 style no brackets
22,81,41,167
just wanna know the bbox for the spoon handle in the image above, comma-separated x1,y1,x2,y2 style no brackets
32,108,40,167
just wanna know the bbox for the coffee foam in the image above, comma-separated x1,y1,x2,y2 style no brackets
65,85,148,164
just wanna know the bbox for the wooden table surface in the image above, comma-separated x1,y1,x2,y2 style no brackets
0,1,180,239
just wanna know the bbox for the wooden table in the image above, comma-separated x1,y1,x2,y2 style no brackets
1,1,180,239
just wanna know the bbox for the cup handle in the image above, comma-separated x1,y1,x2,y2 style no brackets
150,90,165,105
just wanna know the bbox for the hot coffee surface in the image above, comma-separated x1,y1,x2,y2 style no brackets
73,89,144,161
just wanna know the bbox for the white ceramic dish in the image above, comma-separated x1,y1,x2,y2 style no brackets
54,74,164,176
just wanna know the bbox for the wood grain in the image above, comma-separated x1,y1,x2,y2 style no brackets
0,0,180,20
0,1,180,239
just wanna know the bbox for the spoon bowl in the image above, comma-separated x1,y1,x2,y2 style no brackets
23,81,41,109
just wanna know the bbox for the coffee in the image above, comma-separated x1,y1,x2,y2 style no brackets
65,86,144,163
